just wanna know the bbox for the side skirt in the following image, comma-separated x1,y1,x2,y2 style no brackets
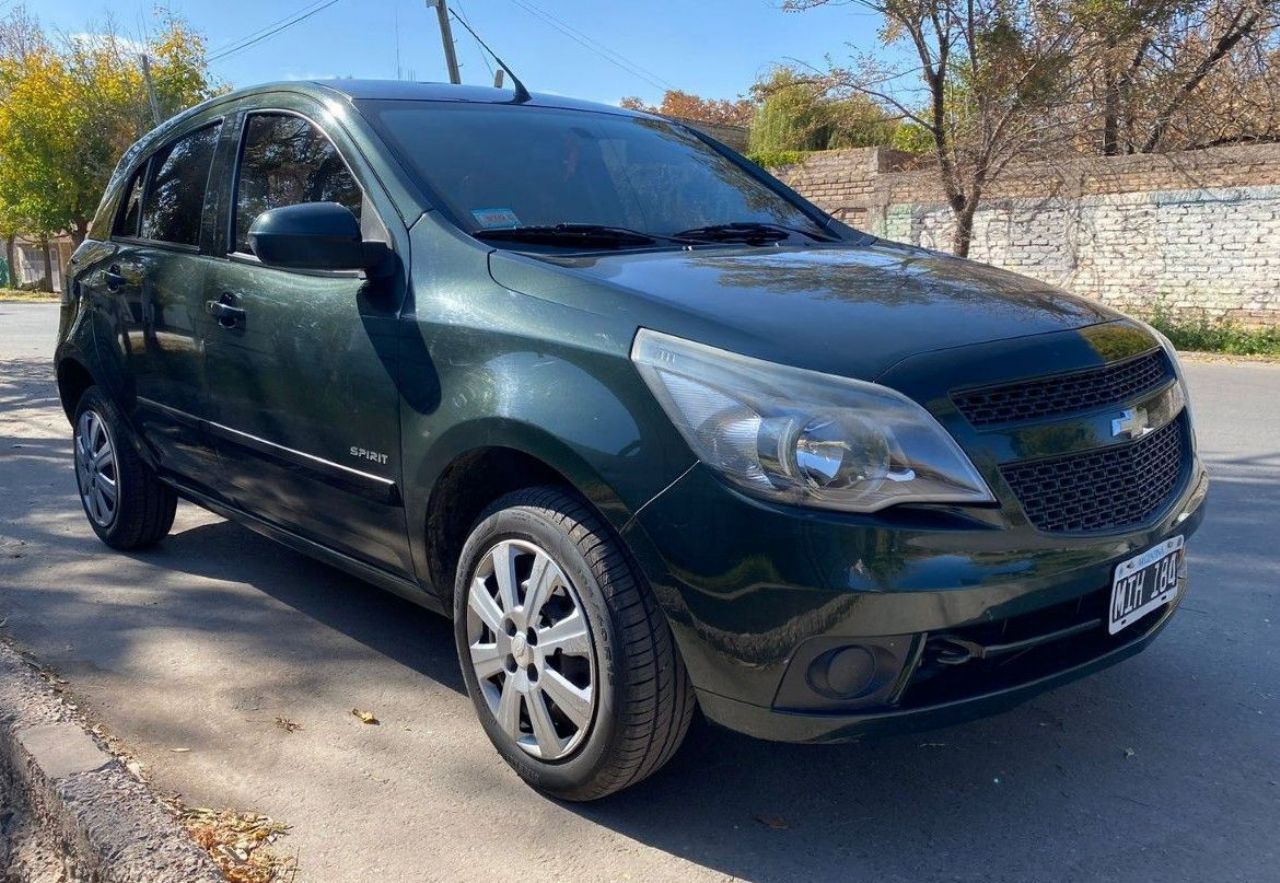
167,480,448,618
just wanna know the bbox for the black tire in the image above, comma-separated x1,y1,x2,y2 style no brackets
453,486,694,801
72,387,177,551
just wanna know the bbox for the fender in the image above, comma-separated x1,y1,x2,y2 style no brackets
403,409,694,596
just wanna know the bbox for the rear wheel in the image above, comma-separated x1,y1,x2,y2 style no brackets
453,486,694,800
72,388,176,550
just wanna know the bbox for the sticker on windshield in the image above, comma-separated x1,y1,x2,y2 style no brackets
471,207,521,229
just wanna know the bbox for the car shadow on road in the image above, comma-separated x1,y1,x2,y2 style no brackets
144,519,467,695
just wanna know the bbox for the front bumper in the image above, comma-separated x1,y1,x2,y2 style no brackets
621,461,1208,743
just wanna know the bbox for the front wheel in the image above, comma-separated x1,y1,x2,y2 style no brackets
72,387,177,550
453,487,694,801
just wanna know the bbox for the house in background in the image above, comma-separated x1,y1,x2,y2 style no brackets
3,235,73,292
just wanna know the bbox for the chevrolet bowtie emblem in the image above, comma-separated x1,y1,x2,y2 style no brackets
1111,407,1153,440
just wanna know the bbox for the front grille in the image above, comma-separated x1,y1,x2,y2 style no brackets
1001,415,1187,533
953,349,1172,427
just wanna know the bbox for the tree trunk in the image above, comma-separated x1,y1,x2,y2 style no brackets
3,235,14,287
71,218,89,247
39,235,54,293
1102,37,1120,156
951,205,975,258
1103,65,1120,155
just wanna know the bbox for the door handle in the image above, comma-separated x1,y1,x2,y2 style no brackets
104,265,125,291
206,292,246,329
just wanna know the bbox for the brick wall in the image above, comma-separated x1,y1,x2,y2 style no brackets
775,144,1280,326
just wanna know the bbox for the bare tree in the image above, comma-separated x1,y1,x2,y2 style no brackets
787,0,1083,257
1080,0,1280,154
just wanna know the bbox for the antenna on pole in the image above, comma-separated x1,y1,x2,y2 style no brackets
424,0,461,84
446,8,531,103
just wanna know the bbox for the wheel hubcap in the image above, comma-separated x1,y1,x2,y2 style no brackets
74,410,119,529
466,539,596,760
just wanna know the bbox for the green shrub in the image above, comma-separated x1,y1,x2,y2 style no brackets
745,149,807,170
1147,307,1280,356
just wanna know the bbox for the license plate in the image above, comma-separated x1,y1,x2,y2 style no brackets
1109,535,1184,634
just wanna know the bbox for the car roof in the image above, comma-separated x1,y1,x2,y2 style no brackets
309,78,635,113
193,78,648,119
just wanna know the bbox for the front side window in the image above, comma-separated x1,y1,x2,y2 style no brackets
234,113,362,254
360,101,824,241
140,123,221,246
114,164,146,237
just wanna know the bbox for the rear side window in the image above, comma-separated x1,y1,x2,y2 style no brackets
140,123,221,246
114,165,146,237
234,113,362,255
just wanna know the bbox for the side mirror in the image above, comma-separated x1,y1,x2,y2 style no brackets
248,202,388,273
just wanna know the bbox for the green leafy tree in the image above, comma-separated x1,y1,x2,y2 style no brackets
749,66,899,154
0,7,219,290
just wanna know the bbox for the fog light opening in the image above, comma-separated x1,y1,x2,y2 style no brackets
807,645,878,700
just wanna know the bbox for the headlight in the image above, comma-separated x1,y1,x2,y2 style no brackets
631,329,994,513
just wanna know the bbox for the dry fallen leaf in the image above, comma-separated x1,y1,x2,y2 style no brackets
274,717,302,733
351,708,380,725
173,804,294,883
754,814,789,831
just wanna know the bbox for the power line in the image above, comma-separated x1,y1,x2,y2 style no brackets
502,0,676,93
207,0,336,58
518,0,675,89
518,0,675,90
206,0,343,63
453,0,494,79
506,0,672,91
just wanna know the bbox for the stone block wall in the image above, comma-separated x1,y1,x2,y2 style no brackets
774,144,1280,326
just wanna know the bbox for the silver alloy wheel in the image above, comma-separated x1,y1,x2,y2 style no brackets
74,409,119,528
466,539,597,760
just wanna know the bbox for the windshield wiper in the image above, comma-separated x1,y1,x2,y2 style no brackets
674,221,835,244
473,223,695,248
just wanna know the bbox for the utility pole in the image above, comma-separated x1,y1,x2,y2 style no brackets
139,54,162,125
425,0,461,84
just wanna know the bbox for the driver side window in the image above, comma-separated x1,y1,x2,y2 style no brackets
233,112,362,255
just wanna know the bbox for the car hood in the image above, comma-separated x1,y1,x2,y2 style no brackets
488,240,1120,380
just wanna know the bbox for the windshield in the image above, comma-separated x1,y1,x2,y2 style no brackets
359,101,827,243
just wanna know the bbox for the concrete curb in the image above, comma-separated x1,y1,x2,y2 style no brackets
0,640,223,882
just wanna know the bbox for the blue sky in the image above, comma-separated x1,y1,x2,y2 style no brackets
33,0,885,107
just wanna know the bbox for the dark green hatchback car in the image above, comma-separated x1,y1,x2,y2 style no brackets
56,80,1207,800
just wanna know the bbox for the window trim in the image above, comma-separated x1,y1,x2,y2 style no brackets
227,107,370,262
109,118,225,252
111,160,149,239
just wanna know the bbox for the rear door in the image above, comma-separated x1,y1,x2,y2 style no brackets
107,122,223,488
201,104,411,575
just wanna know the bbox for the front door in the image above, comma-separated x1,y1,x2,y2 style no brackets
202,108,410,574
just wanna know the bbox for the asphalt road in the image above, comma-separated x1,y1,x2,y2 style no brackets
2,302,1277,883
